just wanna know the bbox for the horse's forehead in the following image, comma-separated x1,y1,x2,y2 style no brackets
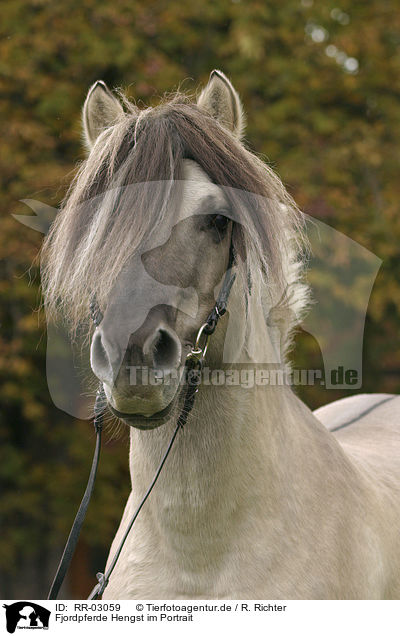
181,159,212,183
180,159,227,217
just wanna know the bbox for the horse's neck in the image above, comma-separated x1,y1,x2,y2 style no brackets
127,291,342,547
127,380,337,554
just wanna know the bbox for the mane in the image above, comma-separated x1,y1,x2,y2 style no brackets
41,91,308,356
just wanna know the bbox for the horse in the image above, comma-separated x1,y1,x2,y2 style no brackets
41,70,400,599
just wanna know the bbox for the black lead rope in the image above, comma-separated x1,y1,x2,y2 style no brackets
47,387,106,600
47,244,236,601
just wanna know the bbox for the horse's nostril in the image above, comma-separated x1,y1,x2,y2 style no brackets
90,330,114,385
152,329,180,370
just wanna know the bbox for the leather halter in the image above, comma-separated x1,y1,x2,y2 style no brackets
47,238,236,600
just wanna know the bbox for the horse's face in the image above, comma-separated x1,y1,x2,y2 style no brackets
84,71,246,428
90,160,233,428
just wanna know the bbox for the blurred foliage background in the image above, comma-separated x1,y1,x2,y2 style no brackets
1,0,399,598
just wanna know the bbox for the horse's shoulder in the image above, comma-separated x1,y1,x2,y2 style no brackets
313,393,399,432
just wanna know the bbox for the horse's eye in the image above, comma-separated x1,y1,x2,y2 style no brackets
210,214,229,233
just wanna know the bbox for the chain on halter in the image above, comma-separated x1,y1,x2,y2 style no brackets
48,238,236,600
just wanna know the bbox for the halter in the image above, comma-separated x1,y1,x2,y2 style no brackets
47,239,236,600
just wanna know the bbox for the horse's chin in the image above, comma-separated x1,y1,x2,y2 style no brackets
106,391,179,430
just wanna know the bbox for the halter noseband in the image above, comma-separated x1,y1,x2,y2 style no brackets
47,237,236,600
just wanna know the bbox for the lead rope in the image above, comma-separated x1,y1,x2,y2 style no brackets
47,387,106,600
47,245,236,601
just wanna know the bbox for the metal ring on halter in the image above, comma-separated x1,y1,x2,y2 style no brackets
187,322,210,362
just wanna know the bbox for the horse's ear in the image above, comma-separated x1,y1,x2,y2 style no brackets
197,70,245,139
82,80,124,149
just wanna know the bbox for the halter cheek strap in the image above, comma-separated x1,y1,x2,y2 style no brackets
48,236,236,601
203,239,236,336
